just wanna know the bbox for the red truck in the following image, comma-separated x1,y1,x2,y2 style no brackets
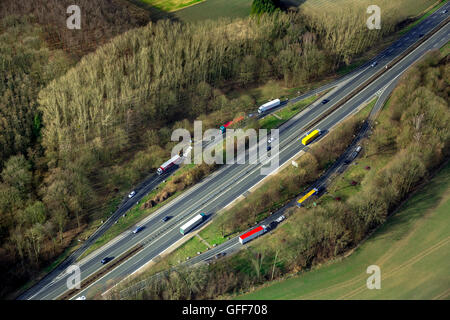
157,155,181,175
239,225,267,245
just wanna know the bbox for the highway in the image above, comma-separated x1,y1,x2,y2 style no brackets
20,4,450,300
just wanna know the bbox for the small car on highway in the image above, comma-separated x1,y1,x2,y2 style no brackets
268,221,278,230
275,215,285,223
101,257,113,264
133,226,144,234
370,61,378,67
214,252,226,259
321,99,329,104
162,216,171,222
128,190,136,198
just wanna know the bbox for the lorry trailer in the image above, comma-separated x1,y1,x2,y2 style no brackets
296,188,319,207
220,115,245,133
239,225,267,244
220,121,233,133
157,154,181,175
180,213,206,235
301,129,321,146
258,99,281,114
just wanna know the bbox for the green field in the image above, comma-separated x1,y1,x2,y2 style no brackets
137,0,440,23
173,0,252,22
239,162,450,300
139,0,204,12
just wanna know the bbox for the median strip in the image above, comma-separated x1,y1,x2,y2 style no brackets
57,243,144,300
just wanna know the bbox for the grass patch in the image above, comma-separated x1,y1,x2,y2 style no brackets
139,0,204,12
439,41,450,55
174,0,252,22
164,236,209,265
259,94,322,129
198,220,232,247
239,161,450,299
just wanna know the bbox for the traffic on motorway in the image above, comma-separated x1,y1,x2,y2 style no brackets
20,4,450,300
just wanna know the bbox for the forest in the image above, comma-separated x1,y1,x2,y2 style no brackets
0,0,438,297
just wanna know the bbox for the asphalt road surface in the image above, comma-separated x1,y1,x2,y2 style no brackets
19,4,450,300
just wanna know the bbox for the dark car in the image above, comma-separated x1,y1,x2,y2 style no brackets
162,216,171,222
317,185,326,194
133,226,144,234
214,252,226,259
267,145,272,151
321,99,329,104
370,61,378,67
101,257,112,264
269,221,278,230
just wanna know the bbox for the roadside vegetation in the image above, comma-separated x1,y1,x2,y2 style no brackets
241,161,450,299
110,50,449,300
0,0,442,298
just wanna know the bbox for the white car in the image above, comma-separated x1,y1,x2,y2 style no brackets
128,191,136,198
75,296,86,300
275,215,285,223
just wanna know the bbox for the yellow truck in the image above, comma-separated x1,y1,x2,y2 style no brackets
301,129,321,146
297,188,318,207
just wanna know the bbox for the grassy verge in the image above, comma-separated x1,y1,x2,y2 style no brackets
239,161,450,299
440,41,450,55
258,95,319,130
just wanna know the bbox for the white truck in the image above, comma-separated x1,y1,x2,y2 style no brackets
180,213,206,235
258,99,281,114
157,154,181,175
